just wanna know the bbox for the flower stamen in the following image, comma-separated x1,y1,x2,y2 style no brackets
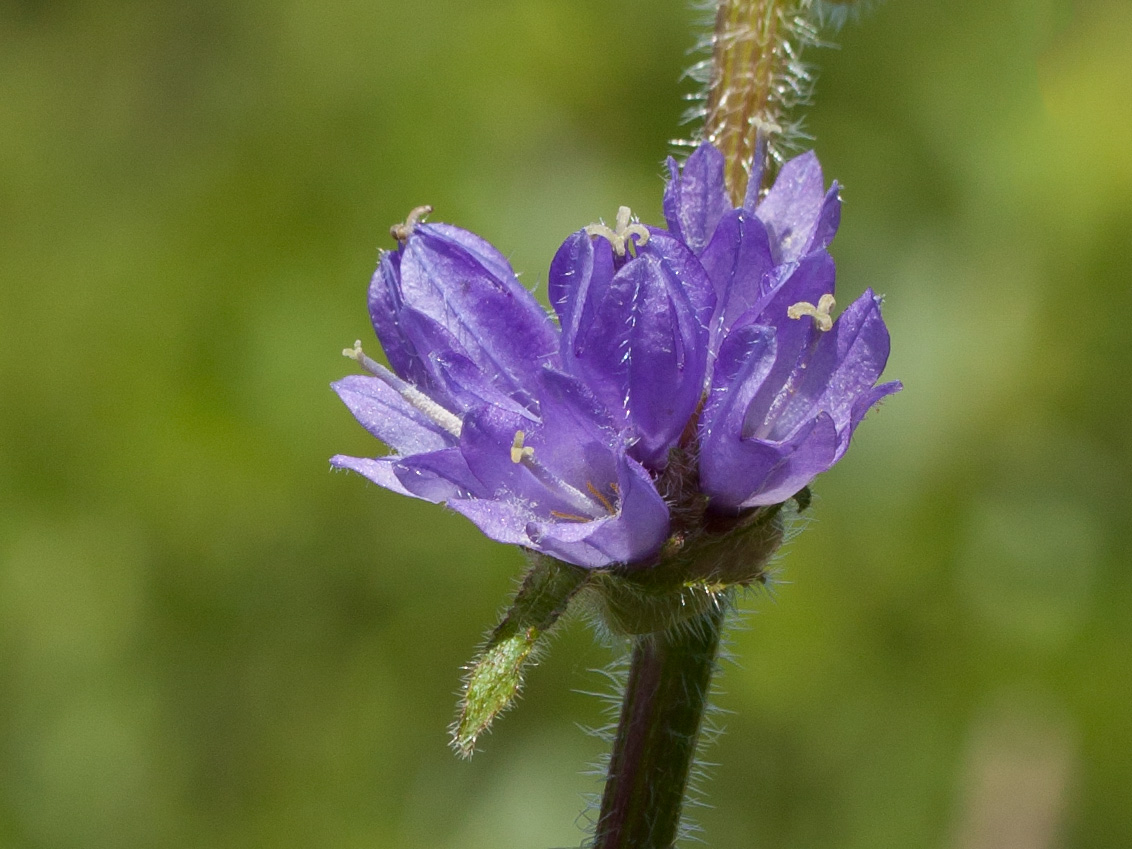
549,510,592,523
786,293,837,332
510,438,611,518
584,205,651,257
343,340,463,437
390,204,434,243
586,481,617,516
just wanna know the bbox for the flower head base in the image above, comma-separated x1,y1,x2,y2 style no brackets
333,142,899,570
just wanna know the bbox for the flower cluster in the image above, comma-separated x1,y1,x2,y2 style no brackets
333,143,900,569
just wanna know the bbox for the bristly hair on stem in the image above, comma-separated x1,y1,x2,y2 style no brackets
681,0,868,204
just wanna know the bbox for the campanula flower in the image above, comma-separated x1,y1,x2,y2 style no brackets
334,145,898,567
662,143,901,511
548,209,715,468
332,208,670,568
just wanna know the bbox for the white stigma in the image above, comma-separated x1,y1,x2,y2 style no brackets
786,294,837,332
390,204,433,243
584,205,651,257
343,341,463,437
510,431,535,464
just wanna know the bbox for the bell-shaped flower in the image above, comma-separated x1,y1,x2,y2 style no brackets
336,148,898,569
548,210,715,469
697,250,901,511
663,143,844,356
333,210,670,569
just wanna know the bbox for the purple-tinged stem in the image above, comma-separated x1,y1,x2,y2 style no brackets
593,603,726,849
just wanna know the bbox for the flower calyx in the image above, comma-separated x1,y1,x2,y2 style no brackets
583,500,789,637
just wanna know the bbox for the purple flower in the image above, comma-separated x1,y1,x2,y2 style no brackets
663,143,901,511
548,210,714,468
334,146,898,567
332,208,670,568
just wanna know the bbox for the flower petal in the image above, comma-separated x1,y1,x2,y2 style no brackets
698,323,778,508
525,368,621,480
699,208,775,352
755,151,842,263
457,402,609,520
332,442,481,503
398,222,559,388
728,251,837,436
368,250,432,387
738,413,839,507
331,454,420,499
396,307,541,416
331,375,455,455
698,321,841,509
393,446,483,501
549,229,616,366
450,451,669,568
662,143,732,255
446,497,539,548
587,452,670,565
760,289,892,442
559,232,714,467
749,248,836,328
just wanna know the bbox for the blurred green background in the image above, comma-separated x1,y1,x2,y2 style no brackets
2,0,1129,846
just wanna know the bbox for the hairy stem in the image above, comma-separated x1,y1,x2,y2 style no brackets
703,0,818,204
593,602,726,849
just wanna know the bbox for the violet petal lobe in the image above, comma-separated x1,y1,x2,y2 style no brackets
330,451,470,504
368,250,431,389
554,230,714,468
523,368,621,482
331,375,455,455
392,446,483,502
398,222,560,388
727,251,837,433
698,208,775,353
549,230,615,365
698,323,778,508
697,321,842,509
747,248,836,329
445,370,669,568
755,288,892,444
526,454,670,568
458,386,619,521
396,307,540,416
662,143,731,256
330,454,419,500
450,449,669,569
754,151,842,264
738,414,839,507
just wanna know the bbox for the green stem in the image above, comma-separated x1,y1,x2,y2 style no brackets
593,603,727,849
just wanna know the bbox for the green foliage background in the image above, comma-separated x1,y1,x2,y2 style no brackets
2,0,1129,846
